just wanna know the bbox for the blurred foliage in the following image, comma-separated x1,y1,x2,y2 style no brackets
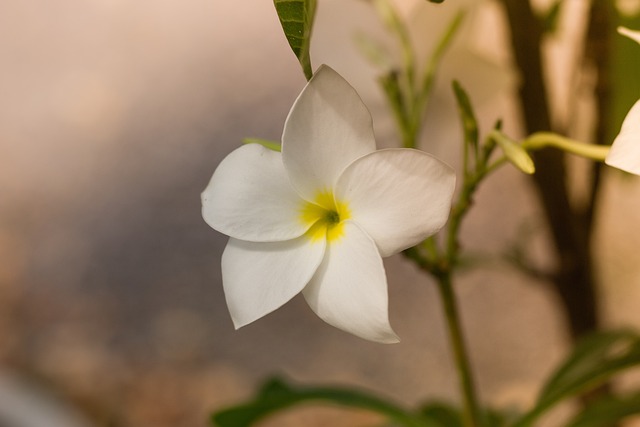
211,377,433,427
211,377,510,427
539,1,563,34
563,391,640,427
512,330,640,427
211,330,640,426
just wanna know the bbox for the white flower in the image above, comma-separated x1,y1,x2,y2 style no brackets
606,27,640,174
618,26,640,45
202,65,456,343
606,100,640,174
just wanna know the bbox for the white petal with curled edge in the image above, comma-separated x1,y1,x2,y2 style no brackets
335,149,456,257
302,221,399,343
606,100,640,175
619,26,640,45
222,236,326,328
282,65,377,201
202,144,308,242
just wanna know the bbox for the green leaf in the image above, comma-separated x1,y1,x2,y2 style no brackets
564,391,640,427
452,81,479,152
540,1,563,34
417,10,464,110
427,0,446,3
420,402,463,427
418,401,510,427
273,0,317,80
370,0,416,93
354,32,395,70
379,71,415,148
452,80,482,176
211,377,433,427
512,330,640,427
243,138,281,152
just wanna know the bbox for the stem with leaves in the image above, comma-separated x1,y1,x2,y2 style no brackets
405,84,506,427
374,0,464,148
369,4,491,424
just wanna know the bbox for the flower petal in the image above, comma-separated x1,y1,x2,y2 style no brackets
202,144,308,242
222,236,326,328
303,221,399,343
606,100,640,175
619,26,640,45
335,149,456,257
282,65,377,201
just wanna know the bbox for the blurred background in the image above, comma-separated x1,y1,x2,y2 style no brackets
1,0,640,426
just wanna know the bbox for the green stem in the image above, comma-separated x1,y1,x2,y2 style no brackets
436,272,483,427
438,167,495,427
523,132,610,160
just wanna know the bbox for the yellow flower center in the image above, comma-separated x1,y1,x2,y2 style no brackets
300,190,351,243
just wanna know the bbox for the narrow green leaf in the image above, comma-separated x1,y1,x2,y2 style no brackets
420,402,463,427
452,80,481,176
512,330,640,427
540,1,563,34
242,138,281,152
273,0,317,80
564,391,640,427
379,71,414,148
418,401,510,427
566,392,640,427
452,81,479,151
538,330,635,400
371,0,416,89
354,32,394,70
211,377,433,427
415,10,464,127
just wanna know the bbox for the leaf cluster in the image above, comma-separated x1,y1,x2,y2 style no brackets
211,330,640,427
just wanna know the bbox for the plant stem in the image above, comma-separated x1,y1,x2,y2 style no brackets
404,162,489,427
522,132,609,160
498,0,601,341
435,272,483,427
583,0,612,233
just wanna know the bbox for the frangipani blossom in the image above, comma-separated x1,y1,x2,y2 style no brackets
606,27,640,175
202,65,456,343
618,26,640,45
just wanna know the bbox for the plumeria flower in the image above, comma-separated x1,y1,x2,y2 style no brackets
618,26,640,45
202,65,456,343
606,27,640,175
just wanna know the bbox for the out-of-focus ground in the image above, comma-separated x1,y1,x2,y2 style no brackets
1,1,639,426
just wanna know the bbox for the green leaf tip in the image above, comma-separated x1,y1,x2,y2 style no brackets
274,0,317,80
541,1,562,34
243,138,281,152
452,80,479,150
